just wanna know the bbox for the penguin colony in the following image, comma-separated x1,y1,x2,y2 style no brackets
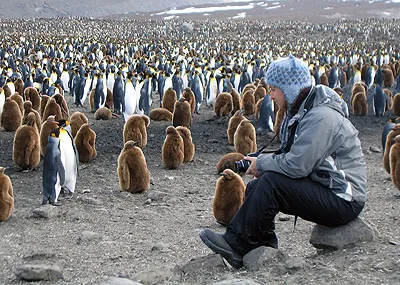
1,17,400,222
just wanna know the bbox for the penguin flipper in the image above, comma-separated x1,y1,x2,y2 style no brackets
119,160,130,190
55,154,65,186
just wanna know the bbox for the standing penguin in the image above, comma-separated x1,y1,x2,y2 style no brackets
256,95,274,134
390,135,400,192
206,72,218,107
383,124,400,174
123,73,138,122
69,111,88,138
212,168,245,226
58,120,79,197
112,71,125,114
138,75,152,116
182,87,196,115
40,115,59,157
12,113,41,170
123,114,150,149
216,152,245,174
22,101,41,133
234,119,257,155
1,97,22,131
176,126,195,162
373,85,386,117
214,92,233,118
172,97,191,128
93,73,106,112
162,126,184,169
42,97,63,122
0,167,14,221
42,127,65,206
117,140,150,193
191,70,204,114
24,87,41,111
227,110,246,145
74,123,97,163
162,87,177,113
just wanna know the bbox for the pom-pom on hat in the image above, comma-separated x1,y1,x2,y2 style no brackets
265,54,312,105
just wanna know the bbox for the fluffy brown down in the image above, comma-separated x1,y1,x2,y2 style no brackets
14,78,24,97
162,87,177,113
241,83,256,96
40,95,50,116
94,107,112,120
24,87,41,111
383,88,393,111
22,101,41,133
255,97,264,121
52,93,69,120
216,152,245,174
234,119,257,155
10,93,24,115
161,126,184,169
3,84,11,98
383,124,400,174
75,123,97,163
1,98,22,131
254,85,267,103
40,115,59,157
105,87,113,109
389,135,400,191
383,68,394,88
227,110,246,145
117,140,150,193
212,168,245,226
149,108,173,121
69,111,89,138
123,114,150,148
173,97,191,128
176,126,195,162
0,167,14,222
42,97,63,121
240,90,256,116
89,89,96,111
392,93,400,116
352,92,368,116
12,113,40,170
214,92,233,117
230,87,241,115
274,107,286,141
182,87,196,115
351,82,367,105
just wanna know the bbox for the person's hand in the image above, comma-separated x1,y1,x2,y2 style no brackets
244,156,259,177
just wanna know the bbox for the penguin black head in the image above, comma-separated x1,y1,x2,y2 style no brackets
57,119,69,128
50,127,61,138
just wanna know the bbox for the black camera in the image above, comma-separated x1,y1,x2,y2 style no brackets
235,152,260,173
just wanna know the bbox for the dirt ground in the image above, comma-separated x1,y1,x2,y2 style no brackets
0,78,399,285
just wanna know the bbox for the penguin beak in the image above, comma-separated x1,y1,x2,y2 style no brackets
133,140,141,146
219,172,229,177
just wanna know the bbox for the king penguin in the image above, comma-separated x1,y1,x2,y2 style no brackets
42,127,65,205
123,72,138,122
256,95,275,134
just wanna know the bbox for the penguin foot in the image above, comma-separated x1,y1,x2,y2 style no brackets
50,201,63,206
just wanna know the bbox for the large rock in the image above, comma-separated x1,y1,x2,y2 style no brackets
243,246,286,271
32,204,63,218
15,264,63,281
309,217,378,250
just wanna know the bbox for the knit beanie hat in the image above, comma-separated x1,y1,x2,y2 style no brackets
265,54,312,106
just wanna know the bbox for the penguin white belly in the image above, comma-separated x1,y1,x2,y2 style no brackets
59,131,77,194
100,85,107,108
7,83,15,95
208,82,218,106
107,75,115,91
0,92,5,119
123,82,137,121
61,72,70,93
81,78,91,106
54,174,63,202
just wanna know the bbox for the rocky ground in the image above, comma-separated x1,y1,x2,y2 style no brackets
0,79,400,285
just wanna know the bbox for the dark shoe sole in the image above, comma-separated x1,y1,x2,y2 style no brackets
199,230,243,269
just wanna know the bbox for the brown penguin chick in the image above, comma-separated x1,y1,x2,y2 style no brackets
383,124,400,173
182,87,196,115
24,87,41,111
274,107,286,141
89,88,96,111
149,108,173,121
162,87,177,113
1,97,22,131
40,95,50,116
14,78,24,98
254,85,267,103
214,92,233,117
52,93,69,119
241,83,256,96
320,73,329,86
74,123,97,163
10,92,24,115
255,97,264,121
333,87,343,97
0,167,14,222
393,93,400,116
12,113,40,170
351,82,367,106
105,87,113,109
234,119,257,155
22,101,41,133
173,97,192,128
352,92,368,116
69,111,88,138
161,126,184,169
230,86,241,115
94,106,113,120
216,152,245,173
383,68,394,88
117,140,150,193
212,168,245,226
383,88,393,111
42,97,62,121
227,110,246,145
390,135,400,191
360,63,370,82
3,84,11,98
40,115,59,157
123,114,150,148
240,89,256,116
176,126,195,162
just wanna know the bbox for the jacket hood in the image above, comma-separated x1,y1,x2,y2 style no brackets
310,85,344,115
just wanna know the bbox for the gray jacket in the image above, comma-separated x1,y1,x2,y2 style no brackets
256,85,367,202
